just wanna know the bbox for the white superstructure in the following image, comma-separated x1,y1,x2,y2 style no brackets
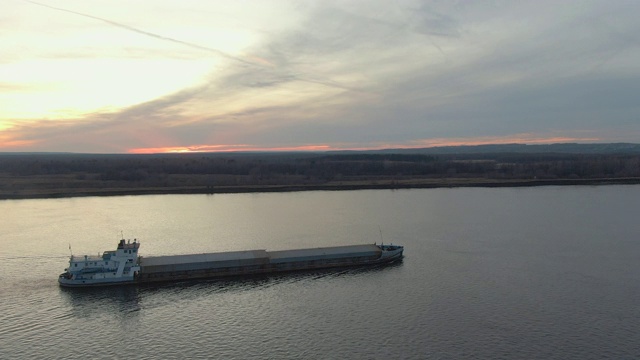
58,239,141,287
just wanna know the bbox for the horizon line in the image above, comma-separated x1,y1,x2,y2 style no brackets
1,141,638,155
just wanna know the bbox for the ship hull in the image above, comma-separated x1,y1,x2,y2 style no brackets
58,277,137,287
59,244,403,287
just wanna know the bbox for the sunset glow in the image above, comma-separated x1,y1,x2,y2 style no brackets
126,134,602,154
128,144,333,154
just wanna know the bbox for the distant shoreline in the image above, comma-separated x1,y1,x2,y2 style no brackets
2,149,640,200
2,177,639,200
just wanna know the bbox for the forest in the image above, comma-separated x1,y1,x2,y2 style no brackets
1,145,639,199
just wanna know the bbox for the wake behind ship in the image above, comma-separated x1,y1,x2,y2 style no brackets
58,238,404,287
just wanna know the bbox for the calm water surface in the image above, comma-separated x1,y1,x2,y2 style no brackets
1,186,639,359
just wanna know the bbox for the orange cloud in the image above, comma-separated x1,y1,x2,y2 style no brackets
0,139,39,149
0,133,39,149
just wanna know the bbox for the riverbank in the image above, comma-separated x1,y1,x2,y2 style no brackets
2,177,639,200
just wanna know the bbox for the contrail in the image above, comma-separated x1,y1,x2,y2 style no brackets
24,0,362,92
24,0,256,66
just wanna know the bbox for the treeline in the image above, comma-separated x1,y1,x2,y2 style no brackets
0,151,639,197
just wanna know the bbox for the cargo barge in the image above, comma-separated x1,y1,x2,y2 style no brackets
58,238,404,287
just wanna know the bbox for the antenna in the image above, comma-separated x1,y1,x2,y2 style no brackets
69,243,73,256
378,226,384,245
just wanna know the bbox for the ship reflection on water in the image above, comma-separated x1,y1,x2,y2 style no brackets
59,285,142,317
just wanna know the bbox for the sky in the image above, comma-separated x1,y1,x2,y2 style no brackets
1,0,639,153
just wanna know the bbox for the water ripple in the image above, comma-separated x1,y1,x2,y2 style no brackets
3,188,640,359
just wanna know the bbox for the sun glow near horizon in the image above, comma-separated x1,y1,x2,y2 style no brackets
125,133,603,154
128,144,334,154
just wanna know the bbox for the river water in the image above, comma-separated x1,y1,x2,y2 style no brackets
1,186,639,359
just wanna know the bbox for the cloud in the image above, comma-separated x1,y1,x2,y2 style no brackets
3,0,640,153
